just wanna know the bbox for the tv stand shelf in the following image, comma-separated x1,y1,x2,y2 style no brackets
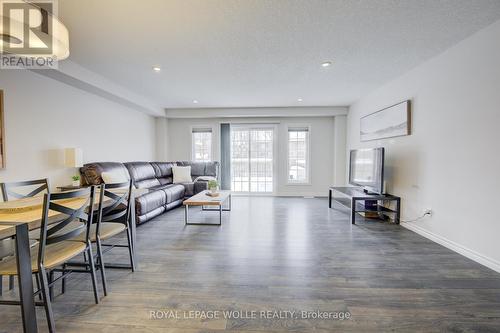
329,187,401,224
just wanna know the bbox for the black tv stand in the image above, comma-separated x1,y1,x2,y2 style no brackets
363,189,378,195
328,186,401,224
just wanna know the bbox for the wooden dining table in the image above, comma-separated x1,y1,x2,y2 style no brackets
0,188,142,333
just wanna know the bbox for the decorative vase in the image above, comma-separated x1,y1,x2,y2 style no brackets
72,180,80,187
210,187,218,195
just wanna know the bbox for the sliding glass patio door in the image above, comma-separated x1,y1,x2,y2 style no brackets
230,125,275,193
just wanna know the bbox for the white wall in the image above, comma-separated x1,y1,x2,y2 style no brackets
333,115,347,186
155,117,169,161
0,69,156,189
167,115,345,197
346,19,500,271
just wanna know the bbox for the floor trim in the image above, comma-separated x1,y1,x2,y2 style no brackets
230,192,327,198
401,222,500,273
276,193,327,198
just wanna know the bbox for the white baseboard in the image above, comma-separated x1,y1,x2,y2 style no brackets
232,192,328,198
230,193,274,197
231,192,327,198
401,222,500,273
275,192,327,198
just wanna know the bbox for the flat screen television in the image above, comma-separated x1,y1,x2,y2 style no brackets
349,147,385,194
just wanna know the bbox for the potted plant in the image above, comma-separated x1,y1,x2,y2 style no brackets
208,179,218,195
71,175,80,187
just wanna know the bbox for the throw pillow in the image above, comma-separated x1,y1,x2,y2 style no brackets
172,166,192,183
101,170,129,184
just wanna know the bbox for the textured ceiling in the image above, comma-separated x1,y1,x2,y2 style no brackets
59,0,500,109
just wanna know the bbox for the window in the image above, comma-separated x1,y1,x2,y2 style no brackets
287,126,310,183
192,127,212,162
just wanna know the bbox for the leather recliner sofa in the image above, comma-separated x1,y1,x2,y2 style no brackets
79,161,219,224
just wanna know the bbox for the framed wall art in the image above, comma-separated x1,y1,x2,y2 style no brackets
360,100,411,141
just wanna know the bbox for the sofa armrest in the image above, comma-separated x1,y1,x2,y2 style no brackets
194,180,209,194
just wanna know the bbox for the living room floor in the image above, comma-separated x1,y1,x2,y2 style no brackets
1,197,500,332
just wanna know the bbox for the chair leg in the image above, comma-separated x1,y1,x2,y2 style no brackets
8,275,14,290
61,263,67,294
126,227,136,272
0,275,2,295
35,274,42,300
96,238,108,296
39,266,56,333
87,246,100,304
48,271,54,301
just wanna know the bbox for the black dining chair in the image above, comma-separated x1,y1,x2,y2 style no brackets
63,180,135,296
0,187,100,333
0,178,49,202
0,178,49,295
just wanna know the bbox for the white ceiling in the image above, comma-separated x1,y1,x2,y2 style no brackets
59,0,500,110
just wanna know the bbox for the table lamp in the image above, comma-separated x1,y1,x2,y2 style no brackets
64,148,83,186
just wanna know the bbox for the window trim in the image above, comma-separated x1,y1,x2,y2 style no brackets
191,125,214,162
286,124,311,185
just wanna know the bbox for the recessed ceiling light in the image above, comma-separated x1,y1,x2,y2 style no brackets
152,66,161,72
297,98,303,102
321,61,332,68
193,100,199,104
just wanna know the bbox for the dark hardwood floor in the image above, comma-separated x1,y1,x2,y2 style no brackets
1,197,500,332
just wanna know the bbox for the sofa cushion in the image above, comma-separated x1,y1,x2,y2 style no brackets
136,178,161,189
204,162,218,177
161,184,185,203
177,161,218,179
135,190,166,215
151,162,175,178
148,184,173,192
125,162,160,189
152,162,175,185
157,176,173,185
80,162,129,186
189,162,206,177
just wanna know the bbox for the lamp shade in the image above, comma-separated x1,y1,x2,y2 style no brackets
64,148,83,168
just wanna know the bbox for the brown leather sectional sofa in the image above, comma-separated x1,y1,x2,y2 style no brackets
80,161,219,224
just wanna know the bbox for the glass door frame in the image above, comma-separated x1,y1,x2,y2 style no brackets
229,123,278,195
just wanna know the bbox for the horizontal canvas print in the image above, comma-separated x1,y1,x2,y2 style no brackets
360,100,411,141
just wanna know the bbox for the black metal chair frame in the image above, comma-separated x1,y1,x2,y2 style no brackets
62,180,135,297
0,178,49,202
0,187,100,333
0,178,49,295
98,180,136,269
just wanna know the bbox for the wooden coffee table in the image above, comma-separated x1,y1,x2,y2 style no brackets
183,190,232,225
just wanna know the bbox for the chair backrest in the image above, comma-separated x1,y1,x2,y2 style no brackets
96,180,133,229
38,187,96,267
0,178,49,202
